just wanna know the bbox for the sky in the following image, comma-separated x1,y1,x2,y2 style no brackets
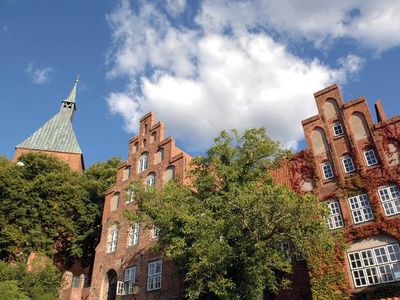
1,0,400,167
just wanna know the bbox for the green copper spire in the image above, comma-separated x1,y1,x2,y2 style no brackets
60,76,79,120
16,77,83,154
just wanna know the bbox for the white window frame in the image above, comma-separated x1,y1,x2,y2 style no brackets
107,228,119,253
342,155,355,173
124,266,136,295
147,260,162,291
146,174,156,186
327,199,344,230
348,193,374,224
138,154,148,173
116,281,124,295
332,122,344,137
378,185,400,216
321,162,334,180
126,188,134,203
348,243,400,288
151,226,160,239
364,149,378,166
128,223,140,246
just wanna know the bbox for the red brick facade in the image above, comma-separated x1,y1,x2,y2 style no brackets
13,148,84,173
276,84,400,298
89,112,191,300
70,84,400,299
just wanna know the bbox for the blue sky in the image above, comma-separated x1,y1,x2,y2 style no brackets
1,0,400,167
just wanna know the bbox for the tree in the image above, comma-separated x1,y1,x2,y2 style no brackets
0,260,60,300
0,153,120,267
79,156,122,265
128,128,333,299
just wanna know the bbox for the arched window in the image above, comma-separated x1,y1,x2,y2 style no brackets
350,112,370,141
146,173,156,186
133,142,139,153
323,98,340,119
138,153,148,173
111,193,120,211
311,127,328,155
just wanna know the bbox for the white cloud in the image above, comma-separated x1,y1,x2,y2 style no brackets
25,63,53,84
198,0,400,52
165,0,187,16
105,0,369,152
337,54,365,74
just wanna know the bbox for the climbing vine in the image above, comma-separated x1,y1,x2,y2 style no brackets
287,121,400,299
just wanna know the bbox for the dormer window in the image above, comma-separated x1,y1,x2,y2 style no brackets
332,122,344,137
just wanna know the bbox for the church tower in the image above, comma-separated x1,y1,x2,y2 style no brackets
14,77,84,172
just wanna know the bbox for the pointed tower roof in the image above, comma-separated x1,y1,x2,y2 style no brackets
64,75,79,104
16,78,82,154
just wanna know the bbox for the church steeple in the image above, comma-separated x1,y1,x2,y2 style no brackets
60,76,79,120
15,76,84,171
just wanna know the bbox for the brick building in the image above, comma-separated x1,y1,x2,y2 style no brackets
276,84,400,298
14,77,84,172
89,112,191,300
70,84,400,299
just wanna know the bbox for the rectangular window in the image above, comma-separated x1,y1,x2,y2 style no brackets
147,260,162,291
342,156,355,173
378,185,400,216
321,162,334,180
128,223,140,246
107,229,118,253
124,267,136,295
348,194,374,224
348,243,400,288
116,281,124,295
126,188,135,203
364,149,378,166
274,242,291,262
327,200,344,230
151,226,160,239
332,122,344,137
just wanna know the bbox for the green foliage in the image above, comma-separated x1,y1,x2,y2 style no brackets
127,128,332,300
84,156,122,206
0,260,60,300
0,153,120,267
0,281,29,300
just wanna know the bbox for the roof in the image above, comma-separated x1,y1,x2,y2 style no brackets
16,107,82,154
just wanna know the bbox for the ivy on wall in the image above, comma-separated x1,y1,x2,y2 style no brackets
288,121,400,299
